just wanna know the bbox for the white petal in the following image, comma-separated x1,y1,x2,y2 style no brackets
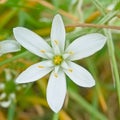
65,33,107,60
9,93,16,100
0,40,21,56
16,60,53,83
54,66,60,73
51,14,66,52
61,61,69,69
13,27,52,59
0,93,6,100
0,100,11,108
64,62,95,87
47,71,66,113
0,83,5,90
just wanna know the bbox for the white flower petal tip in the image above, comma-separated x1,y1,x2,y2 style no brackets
89,33,107,51
64,62,95,88
0,40,21,56
86,79,95,87
66,33,107,60
51,14,65,52
94,33,107,46
13,27,52,58
54,14,62,19
15,78,26,84
47,71,66,113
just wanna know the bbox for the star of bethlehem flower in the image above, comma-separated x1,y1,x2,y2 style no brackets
13,14,107,113
0,40,21,56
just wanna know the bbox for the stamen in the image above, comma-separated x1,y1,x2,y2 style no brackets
69,51,74,55
54,40,59,45
54,73,58,78
40,50,46,53
68,68,73,72
38,65,44,68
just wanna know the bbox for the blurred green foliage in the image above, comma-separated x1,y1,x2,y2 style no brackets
0,0,120,120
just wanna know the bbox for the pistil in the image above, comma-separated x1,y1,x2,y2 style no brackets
53,55,63,65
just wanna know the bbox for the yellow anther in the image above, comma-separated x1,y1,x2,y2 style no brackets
38,65,44,68
68,68,73,72
40,50,46,53
54,73,58,78
53,55,63,65
54,40,59,45
69,51,74,55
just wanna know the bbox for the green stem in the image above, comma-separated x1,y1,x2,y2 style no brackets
86,58,107,112
0,51,29,66
91,0,106,15
98,10,118,24
52,113,59,120
17,83,34,102
104,30,120,104
7,101,16,120
92,0,120,106
68,88,107,120
86,58,106,95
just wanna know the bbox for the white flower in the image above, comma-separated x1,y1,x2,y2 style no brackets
0,40,21,56
0,93,15,108
13,14,107,113
0,68,26,108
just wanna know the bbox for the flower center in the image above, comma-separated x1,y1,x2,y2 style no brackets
53,55,63,65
